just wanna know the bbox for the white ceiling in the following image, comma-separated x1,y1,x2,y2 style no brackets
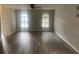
3,4,56,10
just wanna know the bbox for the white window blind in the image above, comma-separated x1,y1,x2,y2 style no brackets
21,13,28,28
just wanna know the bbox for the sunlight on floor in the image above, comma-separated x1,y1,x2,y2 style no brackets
1,32,9,54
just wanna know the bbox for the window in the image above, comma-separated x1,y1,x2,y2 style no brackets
21,13,28,28
42,13,49,28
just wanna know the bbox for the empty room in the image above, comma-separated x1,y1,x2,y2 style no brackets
0,4,79,54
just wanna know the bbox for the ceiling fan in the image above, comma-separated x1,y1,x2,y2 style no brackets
30,4,41,9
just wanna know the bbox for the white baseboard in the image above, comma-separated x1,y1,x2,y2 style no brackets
56,32,79,53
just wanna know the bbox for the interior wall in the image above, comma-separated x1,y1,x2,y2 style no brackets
16,9,54,32
54,4,79,53
1,5,16,38
0,5,1,40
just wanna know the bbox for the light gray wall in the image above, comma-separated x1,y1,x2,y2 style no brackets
0,5,1,40
0,16,1,40
55,4,79,53
1,5,16,37
16,9,55,32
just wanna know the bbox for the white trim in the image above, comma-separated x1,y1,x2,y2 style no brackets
56,32,79,53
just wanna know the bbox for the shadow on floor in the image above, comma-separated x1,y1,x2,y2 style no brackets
0,41,4,54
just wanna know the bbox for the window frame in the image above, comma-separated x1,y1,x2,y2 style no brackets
42,13,49,28
21,14,28,28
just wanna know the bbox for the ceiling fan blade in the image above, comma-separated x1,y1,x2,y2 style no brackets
30,4,41,9
30,4,35,9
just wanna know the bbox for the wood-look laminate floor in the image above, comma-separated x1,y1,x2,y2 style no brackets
2,32,77,54
0,41,4,54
